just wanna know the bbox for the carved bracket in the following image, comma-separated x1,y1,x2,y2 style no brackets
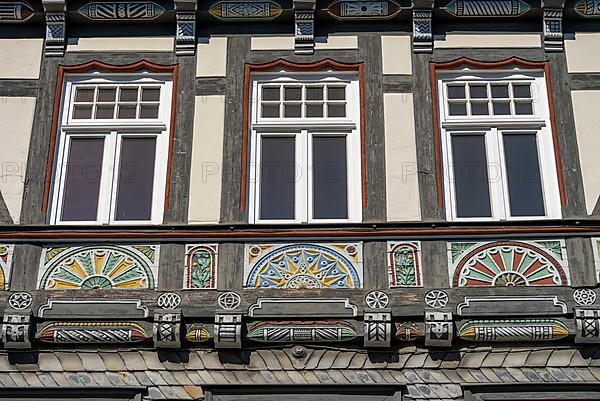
153,312,181,348
42,0,66,57
575,308,600,343
412,9,433,53
543,8,564,52
425,311,453,347
364,312,392,348
294,0,316,55
214,314,242,349
175,0,197,56
1,313,32,349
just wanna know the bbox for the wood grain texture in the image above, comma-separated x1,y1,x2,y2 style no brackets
0,192,13,225
362,241,387,290
0,79,38,97
421,240,449,289
10,243,41,291
157,243,185,291
565,237,596,287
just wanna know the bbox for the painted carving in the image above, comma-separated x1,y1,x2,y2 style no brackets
0,245,14,290
175,0,197,56
444,0,531,17
388,242,422,287
0,2,34,23
184,245,218,289
575,0,600,17
325,0,402,20
412,9,433,53
449,240,569,287
574,288,597,306
214,314,242,349
543,8,563,52
425,290,449,309
425,311,453,347
575,309,600,343
217,292,241,310
365,291,390,309
153,313,181,348
185,323,211,343
244,243,363,289
78,2,166,20
1,314,31,349
396,322,423,341
157,293,181,310
364,313,392,347
7,292,32,310
248,321,358,343
37,322,149,344
37,245,159,290
458,319,569,342
294,1,316,55
208,1,283,21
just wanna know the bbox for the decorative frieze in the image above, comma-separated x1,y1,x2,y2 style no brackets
1,314,31,349
43,0,66,56
208,1,283,21
249,298,358,318
365,291,390,309
425,311,453,347
244,243,363,289
457,296,568,316
37,245,159,290
217,292,242,311
37,322,149,344
78,2,166,20
543,8,563,52
449,240,569,287
575,309,600,343
458,319,569,342
574,0,600,17
388,242,422,287
425,290,449,309
0,245,14,290
574,289,597,306
248,321,358,343
157,293,182,310
7,292,32,310
325,0,403,20
396,322,423,341
443,0,531,17
185,323,211,343
0,2,34,23
412,9,432,53
153,312,181,348
214,314,242,349
294,0,316,55
175,0,197,56
184,245,218,289
38,299,149,319
364,313,392,347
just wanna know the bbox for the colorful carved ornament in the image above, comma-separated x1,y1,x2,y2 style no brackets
575,0,600,17
450,240,569,287
244,243,363,289
325,1,402,20
0,2,34,22
208,1,283,21
0,245,14,290
444,0,531,17
388,242,422,287
37,322,149,344
37,245,159,290
247,321,358,343
185,323,212,343
78,2,166,21
458,319,569,342
184,245,218,289
396,322,423,341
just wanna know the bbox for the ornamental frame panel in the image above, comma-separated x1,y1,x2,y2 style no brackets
183,244,218,289
448,239,569,287
0,245,14,290
37,244,160,290
243,243,363,289
387,241,422,288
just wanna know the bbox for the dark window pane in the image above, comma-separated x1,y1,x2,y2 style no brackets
470,102,489,115
493,101,511,115
73,105,93,119
284,87,302,101
118,105,137,119
513,84,531,98
447,85,466,99
313,136,348,219
503,134,545,217
327,86,345,101
491,85,509,98
515,101,533,115
120,88,138,102
262,87,280,101
327,103,346,117
451,135,492,218
95,104,114,119
97,88,116,102
469,85,487,99
448,102,467,116
141,88,160,102
61,137,104,221
140,104,159,119
261,104,279,118
306,87,324,101
259,137,295,220
284,104,301,118
306,103,324,118
75,88,94,102
115,137,156,221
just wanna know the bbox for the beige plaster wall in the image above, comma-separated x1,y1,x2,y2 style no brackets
315,35,358,50
197,37,228,77
188,95,225,224
0,39,42,79
381,36,412,75
434,34,541,48
565,33,600,73
384,93,421,221
67,37,174,52
251,36,294,51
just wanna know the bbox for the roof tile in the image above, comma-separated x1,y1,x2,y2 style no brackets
0,374,17,387
75,372,95,386
405,353,428,369
134,371,155,386
184,385,204,400
159,370,178,385
439,352,461,369
79,352,106,372
340,370,363,383
442,383,463,399
247,351,268,371
141,350,166,370
99,352,127,371
327,369,350,383
491,368,514,383
0,354,16,372
502,351,529,368
481,352,507,368
105,371,126,386
120,371,141,386
147,387,167,400
8,372,27,387
37,372,58,387
169,386,194,400
90,372,113,387
572,368,597,381
546,367,569,381
38,353,62,372
588,366,600,381
146,370,169,386
521,368,543,382
406,384,426,399
348,352,368,369
355,370,376,383
570,351,591,367
258,350,283,371
479,368,501,383
271,350,295,370
534,368,556,382
173,371,193,385
505,367,531,383
547,349,576,367
331,351,354,369
524,350,552,367
459,352,487,369
455,369,478,383
158,386,179,399
209,371,231,384
286,370,308,384
49,372,70,386
123,351,148,371
55,352,84,371
272,370,294,384
469,369,491,383
316,351,340,370
404,369,425,383
304,349,327,370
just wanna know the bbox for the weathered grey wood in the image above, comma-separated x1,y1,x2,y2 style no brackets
62,52,175,66
220,36,251,224
217,242,244,290
196,77,227,95
547,53,587,218
592,196,600,216
382,75,413,93
362,241,387,290
0,79,38,97
157,243,185,290
164,56,196,224
569,73,600,90
10,243,41,291
412,53,444,221
0,191,13,225
247,50,360,65
359,34,387,222
566,237,596,286
421,240,449,288
432,48,546,62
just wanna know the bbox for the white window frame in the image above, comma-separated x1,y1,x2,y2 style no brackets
437,69,561,222
49,73,173,225
248,72,362,224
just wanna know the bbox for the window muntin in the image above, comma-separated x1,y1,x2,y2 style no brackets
249,73,361,224
50,74,172,225
438,70,561,222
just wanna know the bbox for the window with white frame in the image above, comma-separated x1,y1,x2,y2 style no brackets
50,74,173,225
248,72,362,224
437,69,561,221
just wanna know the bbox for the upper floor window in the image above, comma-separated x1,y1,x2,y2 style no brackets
49,67,174,225
435,62,562,222
248,66,362,224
